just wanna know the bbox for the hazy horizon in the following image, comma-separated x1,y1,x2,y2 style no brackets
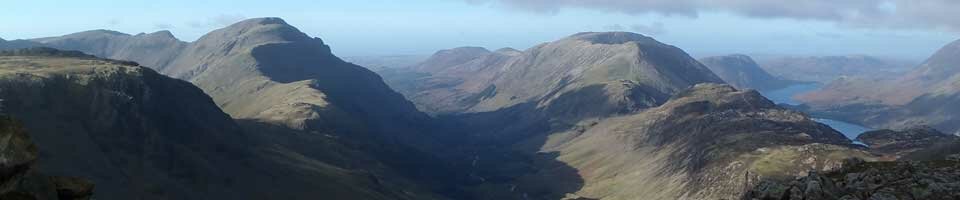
2,0,958,60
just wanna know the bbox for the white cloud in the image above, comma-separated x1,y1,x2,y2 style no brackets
468,0,960,31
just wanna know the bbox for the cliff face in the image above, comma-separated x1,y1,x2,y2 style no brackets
0,50,246,200
32,18,435,147
0,49,441,200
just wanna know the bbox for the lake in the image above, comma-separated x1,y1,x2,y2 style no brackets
760,83,871,144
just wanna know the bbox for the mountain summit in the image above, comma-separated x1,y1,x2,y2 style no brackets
395,31,723,115
32,18,430,140
21,18,451,199
568,31,657,45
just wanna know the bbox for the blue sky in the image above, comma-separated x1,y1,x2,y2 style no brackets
1,0,957,60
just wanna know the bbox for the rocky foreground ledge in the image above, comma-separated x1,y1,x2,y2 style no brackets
0,116,94,200
744,157,960,200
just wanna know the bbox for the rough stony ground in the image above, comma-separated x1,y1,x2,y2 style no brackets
745,158,960,200
747,126,960,200
858,127,960,160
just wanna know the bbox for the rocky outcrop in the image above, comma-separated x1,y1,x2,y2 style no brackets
745,158,960,200
699,54,801,92
0,116,95,200
747,125,960,200
859,127,958,157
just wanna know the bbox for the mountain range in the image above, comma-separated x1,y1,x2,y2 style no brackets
0,47,441,199
377,32,900,199
698,54,803,92
0,19,455,199
798,38,960,135
754,55,913,84
3,17,959,200
390,32,723,116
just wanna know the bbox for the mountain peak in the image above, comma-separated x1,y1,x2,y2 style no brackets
231,17,289,27
568,32,656,45
206,17,311,44
415,46,493,72
726,54,752,60
444,46,491,54
76,29,130,37
148,30,176,38
494,47,522,56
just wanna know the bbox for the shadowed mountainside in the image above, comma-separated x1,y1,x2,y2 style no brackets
33,18,438,148
374,31,888,199
23,18,477,199
0,48,442,200
16,24,949,200
444,83,873,199
0,115,95,200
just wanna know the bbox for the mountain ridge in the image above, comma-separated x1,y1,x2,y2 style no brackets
699,54,802,92
392,31,723,116
0,48,442,200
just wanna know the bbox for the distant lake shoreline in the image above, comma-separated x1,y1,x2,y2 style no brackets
761,83,870,145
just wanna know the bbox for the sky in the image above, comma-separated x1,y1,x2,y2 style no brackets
1,0,958,60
